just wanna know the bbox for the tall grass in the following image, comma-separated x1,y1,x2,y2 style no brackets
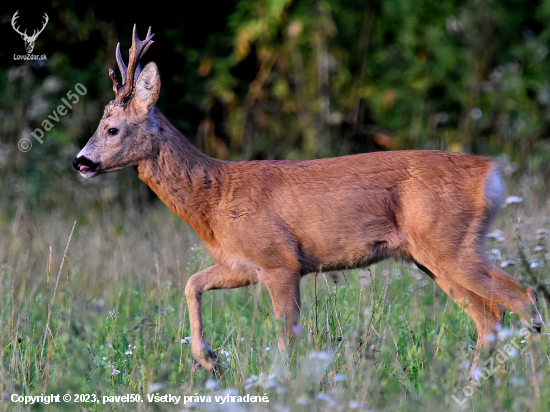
0,173,549,411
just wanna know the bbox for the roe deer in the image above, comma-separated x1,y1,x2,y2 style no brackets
73,25,542,373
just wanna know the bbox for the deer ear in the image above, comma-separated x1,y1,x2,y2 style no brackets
135,62,161,114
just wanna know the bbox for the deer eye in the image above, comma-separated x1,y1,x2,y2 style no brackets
108,128,118,136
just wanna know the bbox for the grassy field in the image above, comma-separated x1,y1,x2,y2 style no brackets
1,169,550,411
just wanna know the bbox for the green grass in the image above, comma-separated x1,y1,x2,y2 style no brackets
1,186,550,411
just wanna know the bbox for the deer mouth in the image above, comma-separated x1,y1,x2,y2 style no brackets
73,156,100,178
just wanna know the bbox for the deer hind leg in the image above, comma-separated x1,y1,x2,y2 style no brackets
438,256,541,332
263,271,301,362
185,265,257,372
417,263,504,373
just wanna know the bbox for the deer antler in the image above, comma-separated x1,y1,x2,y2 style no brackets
11,11,49,41
11,11,27,38
109,25,154,105
28,13,49,41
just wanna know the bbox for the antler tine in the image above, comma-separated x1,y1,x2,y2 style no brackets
135,27,155,80
115,24,155,102
11,10,27,37
24,12,48,41
109,68,120,94
39,13,48,33
115,43,128,83
12,10,19,27
143,26,155,55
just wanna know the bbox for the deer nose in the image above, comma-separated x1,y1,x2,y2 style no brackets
73,156,99,172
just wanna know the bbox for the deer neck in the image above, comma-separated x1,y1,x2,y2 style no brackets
136,113,221,242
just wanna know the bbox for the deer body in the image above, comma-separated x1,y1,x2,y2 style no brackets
74,26,541,373
138,124,493,276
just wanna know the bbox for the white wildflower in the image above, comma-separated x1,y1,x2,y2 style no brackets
501,260,516,268
470,107,482,120
498,328,512,339
205,380,219,390
309,351,331,361
245,375,258,384
260,378,277,389
219,349,231,361
317,393,338,407
505,196,523,206
334,373,347,382
511,376,524,386
296,396,309,405
490,249,502,260
487,230,506,242
317,394,333,402
536,228,550,236
147,383,164,393
125,350,132,355
181,337,191,344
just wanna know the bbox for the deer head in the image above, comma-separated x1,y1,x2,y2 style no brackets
73,25,161,177
12,11,49,54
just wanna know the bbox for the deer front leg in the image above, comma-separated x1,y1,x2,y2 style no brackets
263,272,301,363
185,265,257,371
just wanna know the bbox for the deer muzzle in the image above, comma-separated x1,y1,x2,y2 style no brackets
73,156,100,178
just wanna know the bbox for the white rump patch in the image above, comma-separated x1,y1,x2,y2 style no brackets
484,166,504,211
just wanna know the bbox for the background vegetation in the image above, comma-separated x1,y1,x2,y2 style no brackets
1,0,550,410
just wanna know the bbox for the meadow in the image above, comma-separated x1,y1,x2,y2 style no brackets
3,1,550,410
1,161,549,412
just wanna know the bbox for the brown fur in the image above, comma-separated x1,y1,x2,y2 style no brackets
74,29,541,373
